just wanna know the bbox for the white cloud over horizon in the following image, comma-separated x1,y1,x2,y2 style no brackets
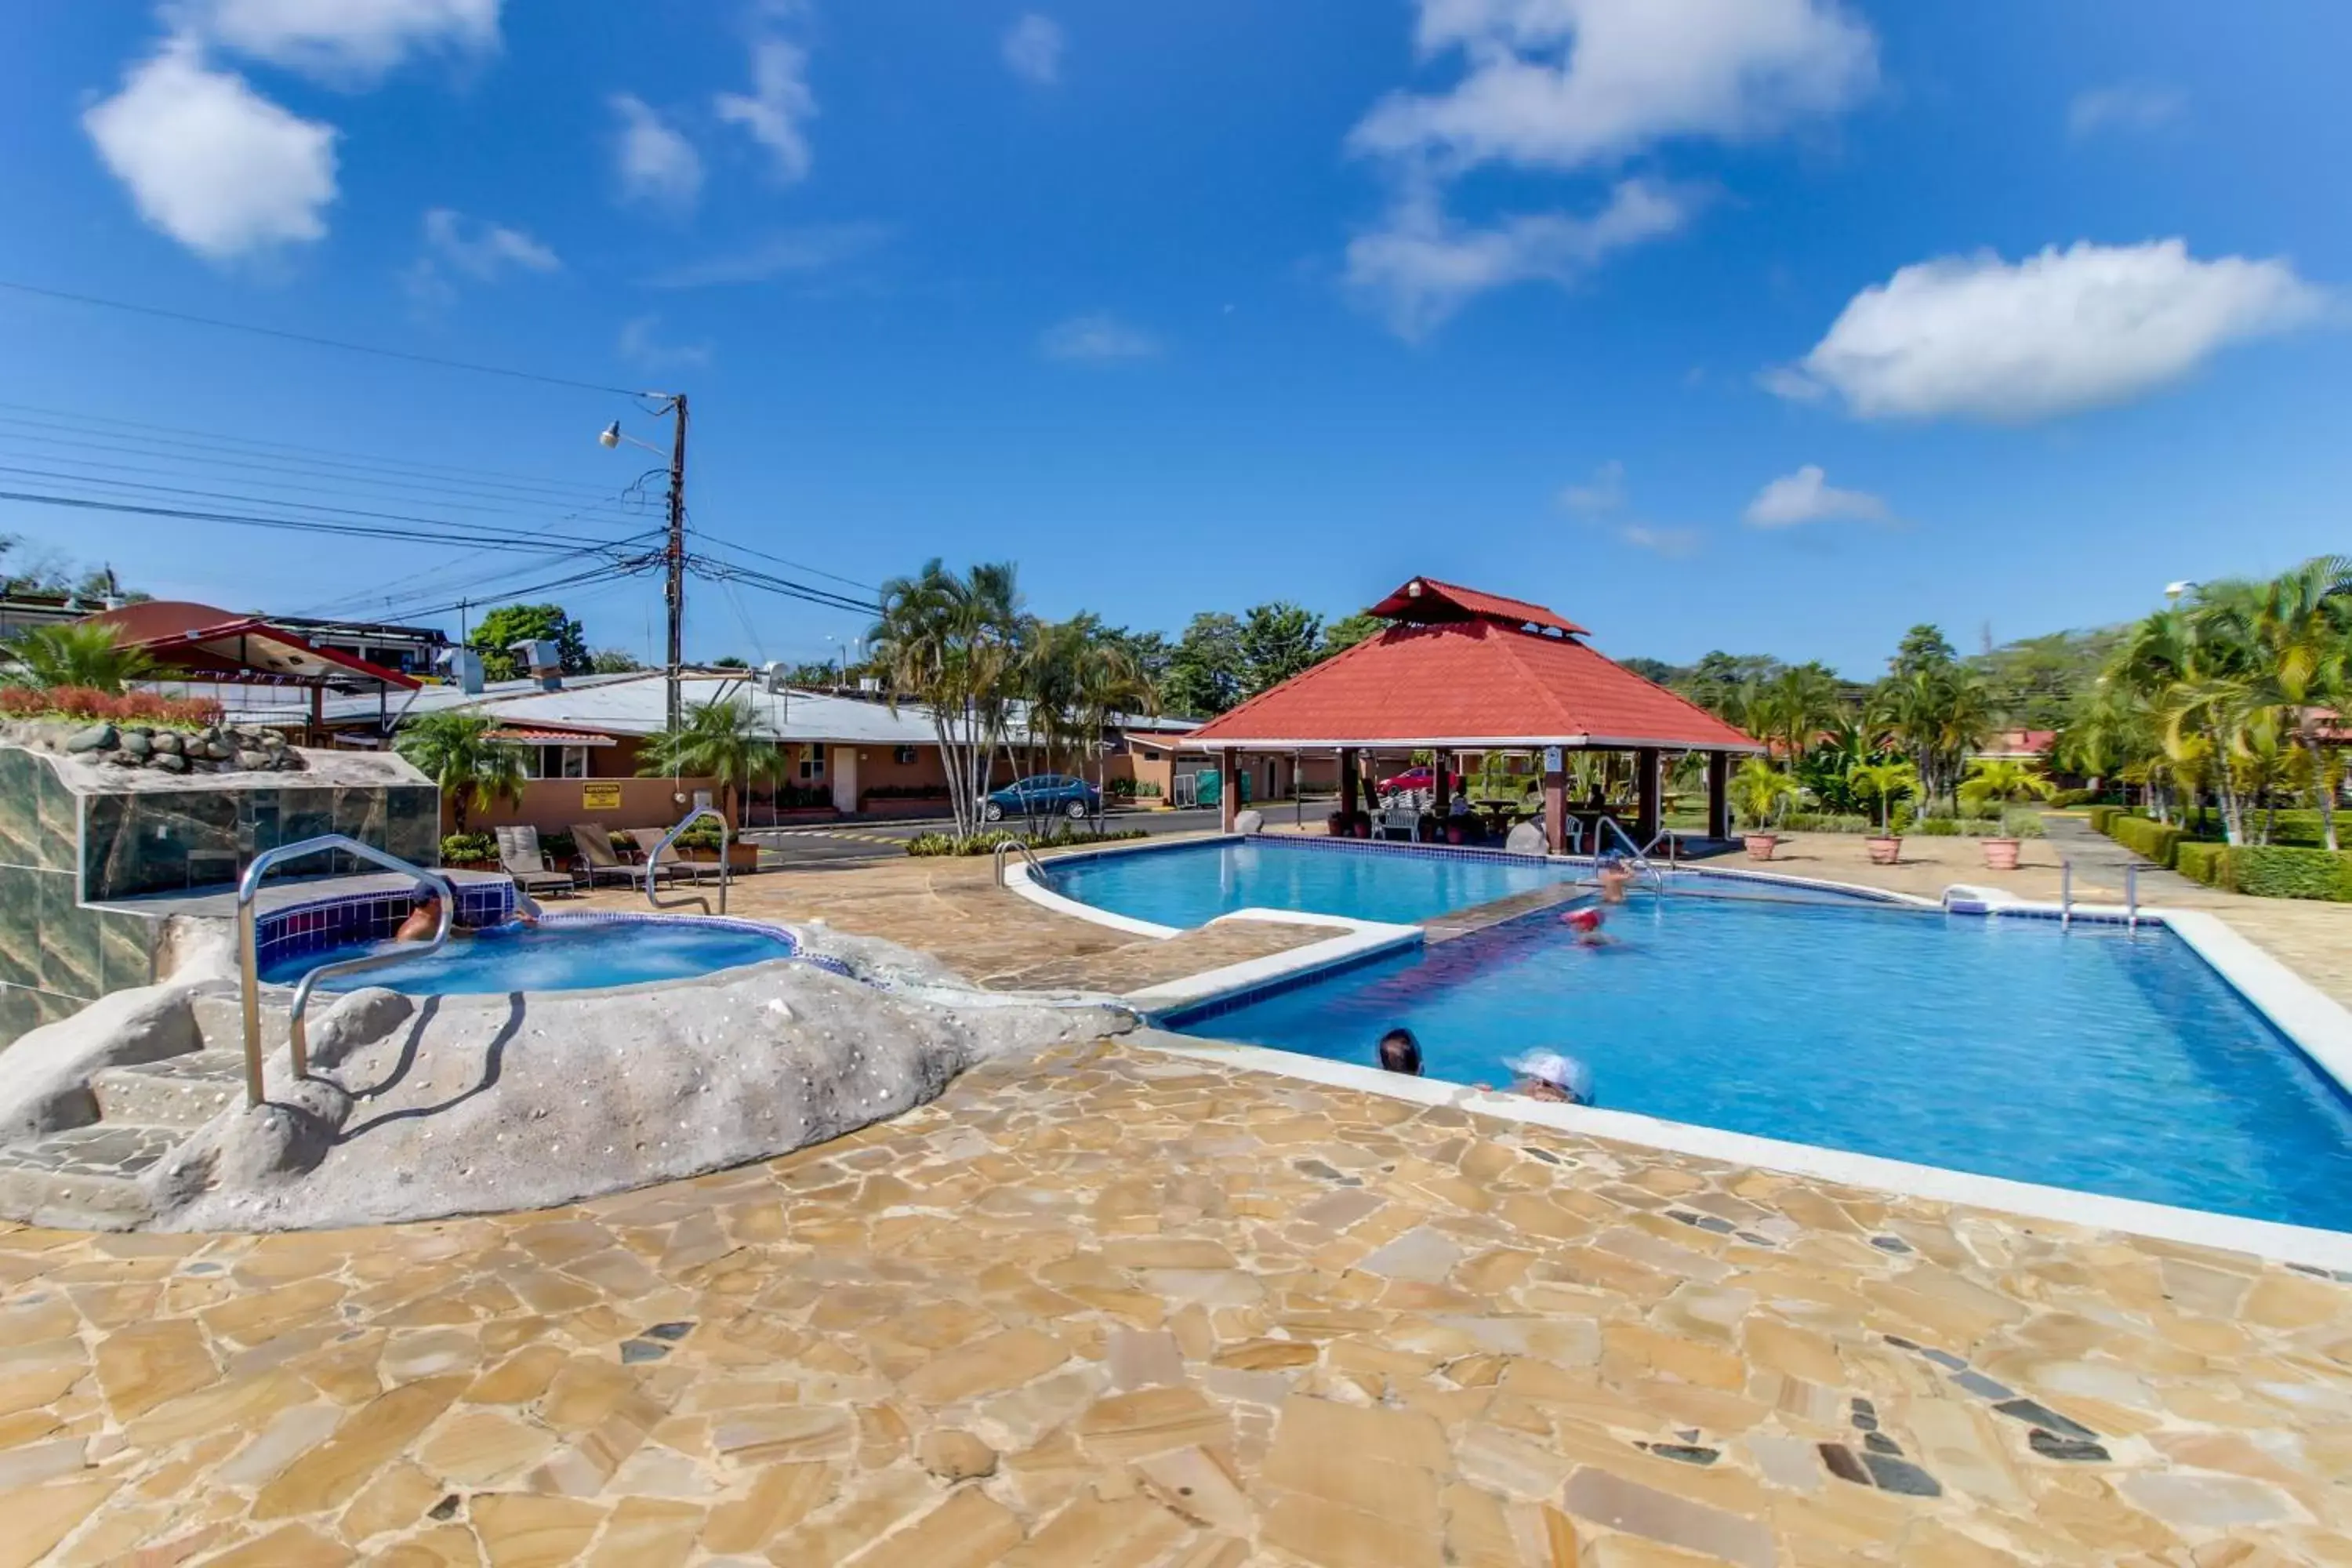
1556,459,1698,555
1768,239,2329,422
1344,0,1875,336
176,0,501,82
2068,81,2186,139
1559,458,1627,515
1744,464,1889,527
421,206,557,278
610,93,703,212
1002,14,1065,85
1039,312,1160,362
618,314,712,372
714,38,818,183
82,39,338,260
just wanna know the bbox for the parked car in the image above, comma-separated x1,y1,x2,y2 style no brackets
985,774,1101,821
1376,764,1462,797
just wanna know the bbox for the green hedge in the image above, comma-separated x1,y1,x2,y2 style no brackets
2087,804,2125,834
2172,841,2352,900
2049,788,2101,808
2106,814,2182,867
906,827,1149,857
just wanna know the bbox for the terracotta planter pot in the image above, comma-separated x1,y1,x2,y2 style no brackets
1446,824,1465,845
1744,833,1778,862
1352,823,1370,839
1865,835,1903,866
1981,837,2022,872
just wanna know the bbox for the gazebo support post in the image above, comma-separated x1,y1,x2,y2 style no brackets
1636,747,1661,844
1543,751,1567,855
1707,751,1731,840
1220,747,1240,833
1339,748,1359,822
1432,751,1451,822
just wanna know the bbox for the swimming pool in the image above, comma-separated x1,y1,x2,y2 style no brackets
1164,891,2352,1232
1047,838,1579,931
258,916,799,996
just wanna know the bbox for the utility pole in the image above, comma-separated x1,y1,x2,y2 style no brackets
663,394,690,736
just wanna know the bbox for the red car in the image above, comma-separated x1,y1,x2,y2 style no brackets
1376,764,1463,797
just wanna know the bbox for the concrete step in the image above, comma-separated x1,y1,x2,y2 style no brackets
90,1052,248,1130
190,992,289,1055
0,1124,177,1229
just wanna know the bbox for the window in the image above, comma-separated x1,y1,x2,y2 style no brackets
798,742,826,781
893,745,918,765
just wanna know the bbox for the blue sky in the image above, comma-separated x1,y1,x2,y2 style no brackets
1,1,2346,677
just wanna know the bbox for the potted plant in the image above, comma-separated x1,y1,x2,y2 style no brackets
1729,758,1798,861
1958,759,2055,871
439,831,499,871
1852,760,1918,866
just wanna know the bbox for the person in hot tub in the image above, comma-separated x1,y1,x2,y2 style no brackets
394,887,532,942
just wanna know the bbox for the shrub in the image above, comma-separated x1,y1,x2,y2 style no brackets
906,827,1150,858
1779,812,1872,833
2000,808,2047,840
2087,804,2125,834
0,684,223,728
538,829,577,866
2106,814,2182,868
1911,817,1963,836
2172,842,2352,900
673,820,726,851
2049,788,2100,808
441,831,497,865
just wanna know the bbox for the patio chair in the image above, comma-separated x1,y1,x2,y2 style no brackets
571,822,683,888
646,836,721,886
1371,800,1420,841
495,826,579,899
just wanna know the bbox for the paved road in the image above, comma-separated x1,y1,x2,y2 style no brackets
742,800,1337,866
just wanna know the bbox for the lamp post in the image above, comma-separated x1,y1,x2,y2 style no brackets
601,397,689,734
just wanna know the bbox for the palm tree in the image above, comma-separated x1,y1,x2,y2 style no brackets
1745,666,1844,775
1870,664,1992,812
869,559,1027,839
394,713,526,834
2201,556,2352,849
1957,758,2055,818
1727,757,1798,829
638,697,787,826
8,622,158,693
1851,760,1918,835
1072,633,1156,825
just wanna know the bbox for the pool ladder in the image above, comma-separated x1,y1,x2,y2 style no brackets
1592,817,1671,890
647,804,730,916
235,833,456,1109
993,836,1051,889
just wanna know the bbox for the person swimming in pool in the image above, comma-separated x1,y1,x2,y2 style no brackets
1595,851,1634,905
1561,906,1613,946
394,888,445,942
1506,1050,1593,1106
1376,1027,1423,1076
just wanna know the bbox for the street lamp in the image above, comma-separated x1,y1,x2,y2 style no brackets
2165,580,2198,603
598,396,690,733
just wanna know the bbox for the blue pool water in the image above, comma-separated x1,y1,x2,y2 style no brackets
1049,839,1578,929
260,918,797,996
1170,891,2352,1231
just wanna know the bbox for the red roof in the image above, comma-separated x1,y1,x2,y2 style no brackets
80,601,419,691
1365,576,1585,635
1189,612,1758,752
487,725,616,747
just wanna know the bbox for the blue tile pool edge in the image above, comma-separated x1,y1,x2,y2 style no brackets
1131,1027,2352,1272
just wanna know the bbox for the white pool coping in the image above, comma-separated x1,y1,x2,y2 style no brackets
1026,836,2352,1269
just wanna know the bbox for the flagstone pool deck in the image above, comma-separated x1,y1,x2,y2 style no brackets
5,829,2351,1565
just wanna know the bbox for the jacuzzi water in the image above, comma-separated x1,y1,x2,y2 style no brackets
1165,890,2352,1232
1048,837,1580,929
260,917,797,996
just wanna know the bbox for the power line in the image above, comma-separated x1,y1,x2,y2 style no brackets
0,486,666,557
0,279,650,397
688,526,879,592
688,554,879,617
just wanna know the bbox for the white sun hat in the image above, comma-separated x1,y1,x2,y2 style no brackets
1506,1050,1592,1102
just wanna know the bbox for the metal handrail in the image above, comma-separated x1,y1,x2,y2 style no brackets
1640,828,1682,869
993,834,1051,889
237,834,455,1109
1592,816,1667,888
646,804,729,914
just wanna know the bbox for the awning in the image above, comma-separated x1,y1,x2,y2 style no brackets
79,600,419,692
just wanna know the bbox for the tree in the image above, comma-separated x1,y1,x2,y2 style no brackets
5,622,158,693
1319,612,1386,660
2198,556,2352,850
1163,612,1245,717
710,655,750,669
1890,624,1958,681
469,604,591,681
1728,757,1798,829
1850,760,1918,834
1974,629,2119,731
1743,665,1844,770
1237,602,1323,695
638,696,786,825
1870,662,1992,811
394,713,525,834
868,558,1027,838
1958,758,2055,816
589,648,643,674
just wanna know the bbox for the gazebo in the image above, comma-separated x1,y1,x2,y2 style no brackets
80,600,419,739
1185,576,1762,852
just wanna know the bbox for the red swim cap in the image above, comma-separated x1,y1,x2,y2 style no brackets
1564,909,1602,932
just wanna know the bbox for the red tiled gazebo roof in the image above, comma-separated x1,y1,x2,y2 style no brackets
1189,579,1758,753
81,601,418,691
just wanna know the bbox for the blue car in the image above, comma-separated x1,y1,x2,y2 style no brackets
985,774,1101,822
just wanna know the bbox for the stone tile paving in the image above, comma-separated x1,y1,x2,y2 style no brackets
4,1044,2350,1566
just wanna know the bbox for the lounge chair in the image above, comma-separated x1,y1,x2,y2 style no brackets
571,823,684,888
646,836,720,886
495,826,579,899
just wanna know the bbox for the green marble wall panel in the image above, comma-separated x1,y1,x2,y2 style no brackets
99,911,154,993
0,750,38,868
34,757,78,873
38,869,100,998
0,866,36,987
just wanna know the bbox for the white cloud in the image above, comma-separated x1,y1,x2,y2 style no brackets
618,314,711,372
1743,464,1888,527
642,223,891,289
2068,82,2185,139
1003,13,1065,85
1617,524,1699,557
1346,177,1696,338
610,93,703,212
175,0,500,82
421,207,557,278
714,38,817,183
1558,459,1625,515
1352,0,1876,172
82,39,337,260
1040,313,1160,362
1769,240,2329,422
